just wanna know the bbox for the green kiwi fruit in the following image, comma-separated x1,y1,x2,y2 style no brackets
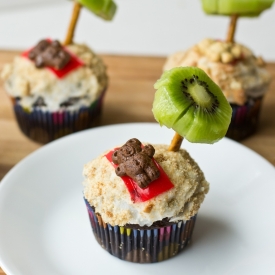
76,0,117,20
152,67,232,143
201,0,274,16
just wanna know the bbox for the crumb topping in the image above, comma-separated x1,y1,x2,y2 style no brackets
164,39,271,105
1,43,108,111
83,144,209,226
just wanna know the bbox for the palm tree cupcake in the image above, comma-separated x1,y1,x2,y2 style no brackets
83,67,232,263
1,0,117,143
164,0,273,140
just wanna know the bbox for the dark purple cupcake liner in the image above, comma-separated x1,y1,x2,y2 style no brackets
12,89,106,144
226,96,263,141
84,199,197,263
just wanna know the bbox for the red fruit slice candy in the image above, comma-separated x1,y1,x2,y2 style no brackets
21,41,83,79
105,149,174,203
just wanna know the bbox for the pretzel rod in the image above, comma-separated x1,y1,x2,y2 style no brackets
63,1,82,46
168,132,184,152
226,14,238,43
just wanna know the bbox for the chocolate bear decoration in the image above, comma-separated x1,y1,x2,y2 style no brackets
28,40,71,70
112,138,160,188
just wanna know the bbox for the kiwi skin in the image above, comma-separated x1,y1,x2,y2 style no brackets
201,0,273,16
153,67,232,144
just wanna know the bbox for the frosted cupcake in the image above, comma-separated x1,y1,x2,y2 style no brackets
1,40,108,143
164,39,271,140
83,138,209,263
83,66,232,263
170,0,274,141
1,0,117,143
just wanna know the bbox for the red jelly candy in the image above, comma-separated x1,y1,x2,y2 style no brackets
105,149,174,203
21,41,83,79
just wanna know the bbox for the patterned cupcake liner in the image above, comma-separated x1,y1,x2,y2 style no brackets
12,89,106,144
226,96,263,141
84,199,197,263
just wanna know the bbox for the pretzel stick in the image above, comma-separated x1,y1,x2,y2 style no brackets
63,2,82,46
168,132,184,152
226,14,238,43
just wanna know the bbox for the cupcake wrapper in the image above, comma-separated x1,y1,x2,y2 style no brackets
226,96,263,141
85,199,197,263
12,89,106,144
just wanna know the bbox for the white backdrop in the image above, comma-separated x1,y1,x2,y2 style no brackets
0,0,274,60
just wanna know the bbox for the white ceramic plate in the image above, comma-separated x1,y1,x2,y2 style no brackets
0,123,274,275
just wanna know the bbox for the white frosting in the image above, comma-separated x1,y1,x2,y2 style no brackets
83,144,209,227
1,43,108,112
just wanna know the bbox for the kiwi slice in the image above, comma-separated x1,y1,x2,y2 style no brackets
152,67,232,143
76,0,117,20
201,0,274,16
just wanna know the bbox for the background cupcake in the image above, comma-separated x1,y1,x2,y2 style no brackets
0,0,116,144
164,0,273,141
1,41,107,143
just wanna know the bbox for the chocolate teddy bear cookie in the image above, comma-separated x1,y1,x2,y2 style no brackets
112,138,160,188
28,39,71,70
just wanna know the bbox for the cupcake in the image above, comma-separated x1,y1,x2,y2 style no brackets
83,138,209,263
164,39,271,141
83,67,232,263
164,0,274,141
0,0,117,143
1,40,108,143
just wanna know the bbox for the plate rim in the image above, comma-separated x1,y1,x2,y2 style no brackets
0,122,274,275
